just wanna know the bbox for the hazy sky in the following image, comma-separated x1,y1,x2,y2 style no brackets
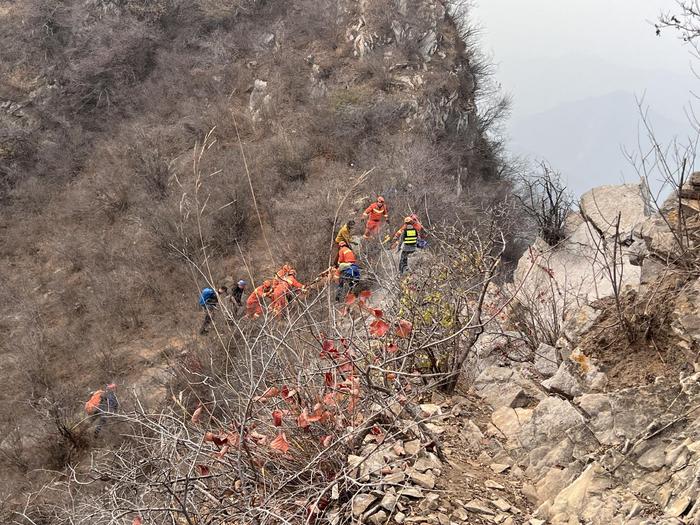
475,0,692,78
472,0,699,194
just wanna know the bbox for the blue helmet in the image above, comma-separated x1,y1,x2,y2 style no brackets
238,280,247,287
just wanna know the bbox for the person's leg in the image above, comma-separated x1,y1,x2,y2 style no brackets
336,276,347,302
199,308,213,335
399,251,409,274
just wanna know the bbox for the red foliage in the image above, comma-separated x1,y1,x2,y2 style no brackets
359,289,372,302
254,386,280,401
272,409,284,427
270,432,291,454
395,319,413,338
369,319,390,337
191,404,203,425
196,464,210,476
324,372,335,386
344,293,356,305
387,342,399,353
132,518,142,525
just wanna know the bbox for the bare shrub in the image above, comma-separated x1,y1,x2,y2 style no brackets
516,162,573,247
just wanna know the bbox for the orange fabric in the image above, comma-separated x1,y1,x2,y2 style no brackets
338,246,357,264
85,390,104,415
271,282,290,316
246,285,270,318
364,202,388,222
364,220,382,238
281,274,303,289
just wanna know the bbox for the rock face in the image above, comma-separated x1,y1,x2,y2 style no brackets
461,182,700,524
511,184,649,331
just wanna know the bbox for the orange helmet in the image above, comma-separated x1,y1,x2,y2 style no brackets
404,216,413,224
377,196,385,203
339,241,348,247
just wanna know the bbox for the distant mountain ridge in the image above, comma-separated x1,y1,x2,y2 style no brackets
509,90,687,195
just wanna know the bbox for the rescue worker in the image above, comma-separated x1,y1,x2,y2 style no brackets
85,383,119,436
335,220,356,246
392,213,425,243
362,196,389,239
397,217,419,274
246,280,274,318
231,280,247,307
334,220,356,265
199,285,227,335
271,266,305,316
336,241,360,301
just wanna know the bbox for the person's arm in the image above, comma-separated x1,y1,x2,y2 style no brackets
362,205,373,220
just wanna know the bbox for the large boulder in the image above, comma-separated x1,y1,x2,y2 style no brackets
510,184,649,332
580,184,649,238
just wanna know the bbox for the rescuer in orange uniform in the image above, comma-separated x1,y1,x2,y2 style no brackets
246,280,274,318
392,213,425,243
362,196,389,239
336,241,360,301
271,266,305,316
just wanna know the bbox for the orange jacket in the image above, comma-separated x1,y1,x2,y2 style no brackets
364,202,388,222
338,246,357,265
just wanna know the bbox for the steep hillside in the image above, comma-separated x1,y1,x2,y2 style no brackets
0,0,516,518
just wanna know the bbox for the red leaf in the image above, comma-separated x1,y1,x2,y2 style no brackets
191,404,203,425
395,319,413,338
370,308,384,319
339,360,354,373
132,518,142,525
320,435,333,447
196,464,210,476
272,409,284,427
387,342,399,354
297,408,310,429
359,290,372,302
282,386,298,401
370,425,383,435
323,392,337,406
270,432,290,454
324,372,335,387
369,319,390,337
248,430,268,445
214,444,230,458
344,293,357,305
254,386,280,401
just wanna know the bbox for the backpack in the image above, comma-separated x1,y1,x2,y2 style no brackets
85,390,104,415
342,264,361,280
198,288,216,307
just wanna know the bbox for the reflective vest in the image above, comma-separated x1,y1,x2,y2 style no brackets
404,227,418,246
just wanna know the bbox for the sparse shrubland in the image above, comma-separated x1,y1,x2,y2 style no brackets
0,0,525,520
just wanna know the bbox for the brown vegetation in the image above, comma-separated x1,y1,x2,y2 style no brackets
0,0,523,520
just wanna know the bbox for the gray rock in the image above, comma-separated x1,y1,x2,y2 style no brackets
369,510,389,525
352,493,376,517
381,490,399,512
419,493,440,511
485,480,505,490
541,360,585,398
534,343,559,378
464,499,495,515
399,487,424,499
451,507,469,521
394,512,406,524
404,439,421,455
580,183,649,238
519,396,586,450
492,498,511,512
407,468,436,489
